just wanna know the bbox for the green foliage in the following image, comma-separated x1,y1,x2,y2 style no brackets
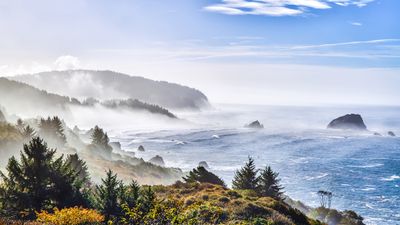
94,169,124,221
257,166,284,199
0,137,86,219
232,157,259,190
183,166,226,187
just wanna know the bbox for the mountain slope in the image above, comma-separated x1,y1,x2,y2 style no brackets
12,70,209,109
0,78,177,118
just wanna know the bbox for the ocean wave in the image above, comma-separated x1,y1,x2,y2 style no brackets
348,163,384,168
305,173,329,180
381,175,400,181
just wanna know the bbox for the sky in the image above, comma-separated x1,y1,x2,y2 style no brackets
0,0,399,106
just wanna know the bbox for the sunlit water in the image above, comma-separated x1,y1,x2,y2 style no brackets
111,104,400,225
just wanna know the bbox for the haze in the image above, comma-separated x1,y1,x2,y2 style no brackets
0,0,399,106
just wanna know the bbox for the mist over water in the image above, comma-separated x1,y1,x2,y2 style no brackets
107,104,400,225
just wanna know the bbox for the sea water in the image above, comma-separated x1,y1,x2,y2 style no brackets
112,104,400,225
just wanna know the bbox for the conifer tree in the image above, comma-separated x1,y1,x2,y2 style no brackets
95,169,123,221
257,166,284,199
0,137,84,219
183,166,226,187
22,125,36,140
91,125,112,152
39,116,66,145
140,186,156,214
123,180,141,208
232,156,259,190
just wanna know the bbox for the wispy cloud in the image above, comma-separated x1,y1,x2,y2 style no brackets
292,39,400,49
350,21,363,26
204,0,375,16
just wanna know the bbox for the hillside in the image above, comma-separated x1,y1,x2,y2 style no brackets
11,70,209,109
0,78,177,119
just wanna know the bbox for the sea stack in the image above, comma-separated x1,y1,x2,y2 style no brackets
388,131,396,137
245,120,264,129
149,155,165,166
198,161,210,169
327,114,367,130
138,145,145,151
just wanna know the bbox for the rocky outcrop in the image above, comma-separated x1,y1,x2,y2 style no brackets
388,131,396,137
110,142,122,151
198,161,210,169
245,120,264,129
138,145,145,151
373,132,382,136
327,114,367,130
149,155,165,166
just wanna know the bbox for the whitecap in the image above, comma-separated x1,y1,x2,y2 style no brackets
381,175,400,181
305,173,328,180
348,163,384,168
361,187,376,191
212,134,220,139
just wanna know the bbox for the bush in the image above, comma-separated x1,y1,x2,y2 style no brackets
36,207,104,225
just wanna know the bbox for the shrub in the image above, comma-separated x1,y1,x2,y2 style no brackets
36,207,104,225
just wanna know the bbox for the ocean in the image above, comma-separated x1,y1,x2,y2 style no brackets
111,104,400,225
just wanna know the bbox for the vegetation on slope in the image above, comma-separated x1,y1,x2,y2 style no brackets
0,77,178,119
12,70,209,109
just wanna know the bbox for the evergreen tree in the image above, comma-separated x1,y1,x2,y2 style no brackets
257,166,284,199
39,116,67,145
95,169,123,221
66,154,90,186
91,125,112,152
123,180,141,209
183,166,226,187
21,125,36,140
0,137,84,219
140,186,156,214
232,157,258,190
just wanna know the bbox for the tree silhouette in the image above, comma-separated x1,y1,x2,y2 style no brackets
0,137,84,219
183,166,226,187
39,116,67,145
232,157,258,190
91,125,112,152
257,166,284,199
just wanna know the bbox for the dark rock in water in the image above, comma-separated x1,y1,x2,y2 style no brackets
149,155,165,166
138,145,145,151
0,109,5,122
327,114,367,130
245,120,264,129
388,131,396,137
198,161,209,169
110,142,122,151
373,132,382,136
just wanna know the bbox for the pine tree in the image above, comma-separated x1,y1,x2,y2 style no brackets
22,125,36,140
140,186,156,214
66,154,90,186
0,137,85,219
232,156,258,190
95,169,123,221
91,125,112,152
257,166,284,199
39,116,66,146
123,180,141,208
183,166,226,187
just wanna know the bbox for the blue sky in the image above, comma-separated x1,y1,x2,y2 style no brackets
0,0,399,105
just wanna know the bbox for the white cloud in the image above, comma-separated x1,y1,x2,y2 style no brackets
350,21,363,26
54,55,80,70
204,0,375,16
